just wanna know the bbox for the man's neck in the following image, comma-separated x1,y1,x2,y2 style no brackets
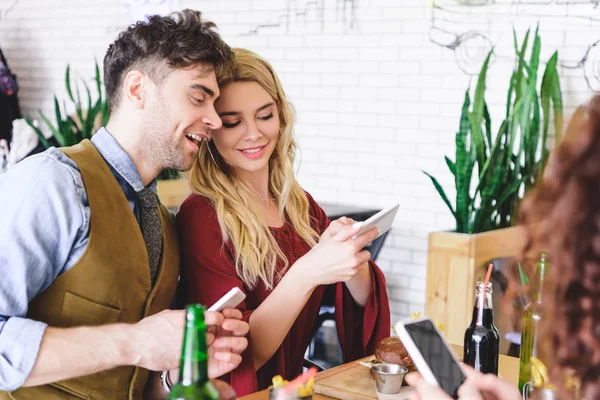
105,118,160,187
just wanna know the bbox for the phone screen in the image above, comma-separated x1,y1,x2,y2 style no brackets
404,319,466,397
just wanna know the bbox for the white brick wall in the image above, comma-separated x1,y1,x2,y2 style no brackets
0,0,596,324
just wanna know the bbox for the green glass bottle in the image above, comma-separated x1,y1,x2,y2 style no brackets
518,253,549,393
168,304,219,400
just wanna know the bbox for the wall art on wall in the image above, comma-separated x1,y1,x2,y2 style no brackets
430,0,600,91
242,0,358,36
0,0,19,20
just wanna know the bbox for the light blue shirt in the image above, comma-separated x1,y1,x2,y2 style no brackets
0,128,157,391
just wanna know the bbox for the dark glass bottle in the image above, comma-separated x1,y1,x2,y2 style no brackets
168,304,219,400
463,281,500,375
518,253,549,392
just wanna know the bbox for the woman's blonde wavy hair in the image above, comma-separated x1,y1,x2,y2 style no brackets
188,48,319,290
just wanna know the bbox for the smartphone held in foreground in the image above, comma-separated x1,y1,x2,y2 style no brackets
395,317,466,399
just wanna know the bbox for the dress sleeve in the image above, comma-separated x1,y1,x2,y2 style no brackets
176,195,258,396
335,261,391,362
303,193,391,362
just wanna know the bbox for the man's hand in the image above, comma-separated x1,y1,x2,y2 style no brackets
205,307,249,378
142,307,249,398
131,309,186,371
132,307,248,378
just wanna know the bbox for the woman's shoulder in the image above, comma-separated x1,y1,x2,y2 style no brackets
300,189,329,227
179,193,214,212
176,193,218,224
302,189,319,209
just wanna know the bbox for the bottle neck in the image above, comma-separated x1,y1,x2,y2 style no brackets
474,288,494,326
532,259,547,303
178,308,209,386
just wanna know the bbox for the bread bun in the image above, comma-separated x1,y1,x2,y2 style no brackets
374,336,416,372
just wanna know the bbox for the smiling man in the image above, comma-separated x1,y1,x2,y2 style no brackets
0,9,248,400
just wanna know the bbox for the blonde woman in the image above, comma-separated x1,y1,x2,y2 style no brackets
176,48,390,395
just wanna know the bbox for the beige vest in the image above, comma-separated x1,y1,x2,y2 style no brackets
2,140,180,399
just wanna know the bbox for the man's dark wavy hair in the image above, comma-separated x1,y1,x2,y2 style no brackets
103,9,232,112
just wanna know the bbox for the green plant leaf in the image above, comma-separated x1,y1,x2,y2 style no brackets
95,59,102,104
473,120,508,196
24,117,52,149
39,110,65,147
470,51,493,173
455,90,472,232
54,96,77,146
483,102,492,152
541,52,562,163
65,65,75,103
101,99,110,126
445,156,456,176
423,170,456,220
511,27,531,117
84,105,98,140
67,116,83,140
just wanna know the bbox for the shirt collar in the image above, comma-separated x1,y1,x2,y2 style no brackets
91,127,157,192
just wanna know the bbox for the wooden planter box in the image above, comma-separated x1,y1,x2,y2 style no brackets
157,178,190,210
425,226,526,346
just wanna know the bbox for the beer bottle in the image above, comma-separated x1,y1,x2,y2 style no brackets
168,304,219,400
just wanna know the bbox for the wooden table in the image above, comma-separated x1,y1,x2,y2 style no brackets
239,345,519,400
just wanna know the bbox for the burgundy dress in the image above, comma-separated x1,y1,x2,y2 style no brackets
176,192,391,396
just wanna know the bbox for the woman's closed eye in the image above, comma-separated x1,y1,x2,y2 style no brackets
222,113,272,128
258,113,273,121
222,120,241,128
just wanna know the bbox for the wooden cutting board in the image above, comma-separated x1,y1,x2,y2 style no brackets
312,357,414,400
312,346,519,400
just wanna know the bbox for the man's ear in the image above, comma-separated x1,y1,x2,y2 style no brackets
122,70,149,109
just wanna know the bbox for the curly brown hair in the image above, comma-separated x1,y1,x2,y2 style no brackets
103,9,232,112
514,94,600,399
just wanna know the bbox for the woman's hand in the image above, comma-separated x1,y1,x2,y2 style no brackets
319,216,356,243
291,224,378,291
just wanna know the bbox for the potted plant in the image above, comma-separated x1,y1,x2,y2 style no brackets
423,27,563,345
25,62,189,208
25,62,109,148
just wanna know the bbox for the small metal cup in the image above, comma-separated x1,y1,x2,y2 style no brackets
371,363,408,395
523,382,557,400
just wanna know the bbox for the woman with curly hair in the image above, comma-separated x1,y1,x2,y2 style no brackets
408,96,600,399
176,48,391,396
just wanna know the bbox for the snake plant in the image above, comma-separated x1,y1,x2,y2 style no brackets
25,61,109,148
424,27,563,234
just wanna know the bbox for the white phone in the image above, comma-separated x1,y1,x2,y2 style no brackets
351,204,399,240
395,317,466,399
207,287,246,312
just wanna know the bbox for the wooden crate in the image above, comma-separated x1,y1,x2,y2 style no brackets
425,226,526,346
157,178,190,210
